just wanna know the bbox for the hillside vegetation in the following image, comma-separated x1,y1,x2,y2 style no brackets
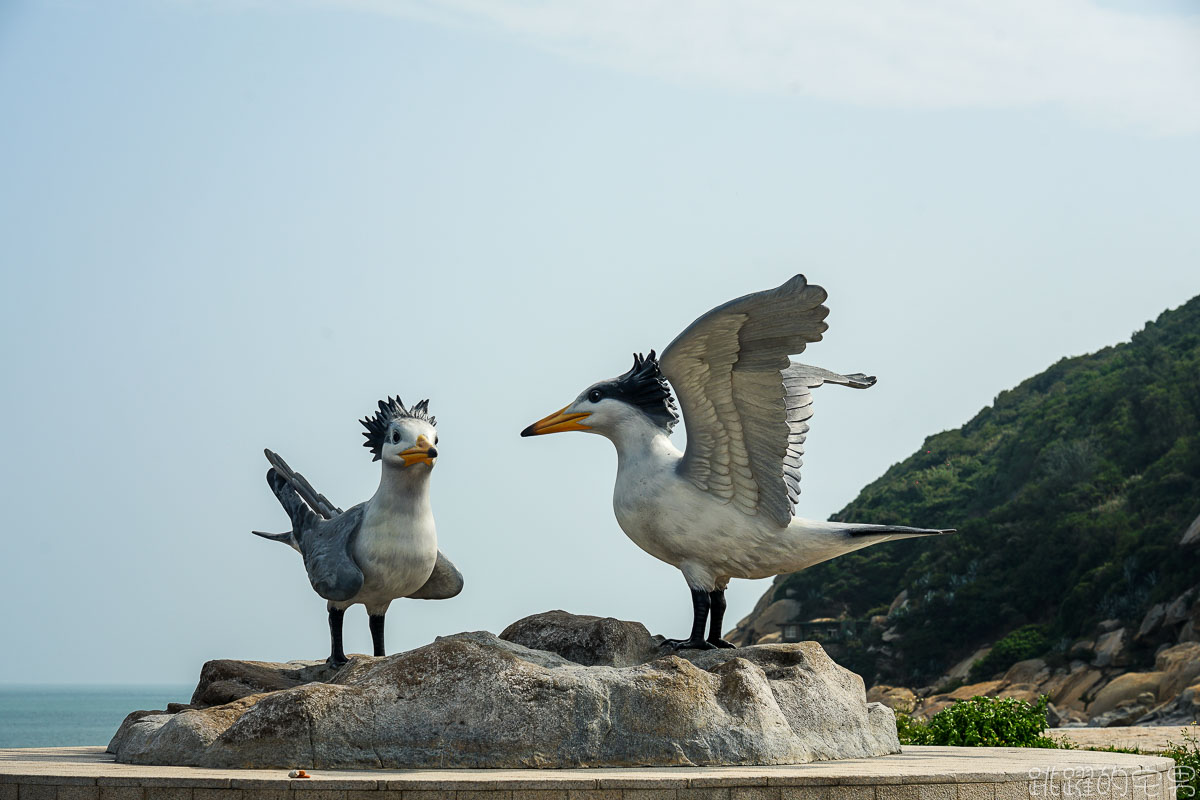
770,294,1200,686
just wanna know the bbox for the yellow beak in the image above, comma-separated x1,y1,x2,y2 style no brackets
520,406,592,437
399,434,438,466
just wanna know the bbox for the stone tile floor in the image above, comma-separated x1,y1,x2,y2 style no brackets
0,746,1179,800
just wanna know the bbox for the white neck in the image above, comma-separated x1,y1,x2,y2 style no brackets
370,462,431,516
598,415,681,468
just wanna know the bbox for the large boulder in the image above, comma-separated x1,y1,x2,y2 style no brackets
1087,672,1165,717
109,612,899,769
189,659,339,708
1002,659,1048,686
1052,664,1105,710
499,610,661,667
1154,642,1200,701
866,685,916,714
1091,628,1128,668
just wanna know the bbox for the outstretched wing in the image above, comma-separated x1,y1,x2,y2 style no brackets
660,275,868,527
777,362,876,511
264,449,342,519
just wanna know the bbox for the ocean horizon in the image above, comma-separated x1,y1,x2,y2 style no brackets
0,685,193,749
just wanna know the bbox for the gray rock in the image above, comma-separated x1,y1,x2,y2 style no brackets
1163,589,1196,628
190,658,341,708
499,610,662,667
1182,513,1200,546
110,612,899,769
1136,603,1166,643
1091,628,1127,668
1002,658,1048,686
1136,684,1200,725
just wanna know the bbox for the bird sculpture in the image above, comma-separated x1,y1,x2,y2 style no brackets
254,397,462,666
521,275,953,650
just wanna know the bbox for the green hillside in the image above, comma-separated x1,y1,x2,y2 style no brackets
773,294,1200,685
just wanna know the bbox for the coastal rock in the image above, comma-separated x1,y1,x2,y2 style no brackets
1154,642,1200,701
1052,666,1105,711
1002,659,1048,686
1182,513,1200,546
109,612,899,769
1087,672,1164,717
944,645,991,683
499,610,661,667
1091,628,1128,668
1136,603,1166,643
190,658,339,708
1137,683,1200,725
866,685,917,713
1163,590,1196,629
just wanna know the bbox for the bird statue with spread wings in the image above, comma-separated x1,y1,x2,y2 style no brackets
521,275,953,650
254,397,463,666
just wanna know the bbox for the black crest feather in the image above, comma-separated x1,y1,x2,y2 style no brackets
608,351,679,432
360,396,436,461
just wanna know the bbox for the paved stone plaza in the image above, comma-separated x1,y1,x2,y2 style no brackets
0,746,1178,800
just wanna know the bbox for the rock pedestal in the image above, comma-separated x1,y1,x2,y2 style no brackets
109,611,899,769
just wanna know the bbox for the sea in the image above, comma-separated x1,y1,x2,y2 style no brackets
0,685,192,748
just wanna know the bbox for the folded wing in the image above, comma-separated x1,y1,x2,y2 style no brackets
263,449,463,601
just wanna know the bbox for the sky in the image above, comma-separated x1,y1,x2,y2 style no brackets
1,0,1198,686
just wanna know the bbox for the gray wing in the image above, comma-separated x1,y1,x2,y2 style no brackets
778,362,876,508
660,274,860,527
264,449,342,519
405,550,465,600
297,505,365,603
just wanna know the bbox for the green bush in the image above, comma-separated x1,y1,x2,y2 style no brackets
897,695,1061,748
968,625,1048,683
1163,725,1200,800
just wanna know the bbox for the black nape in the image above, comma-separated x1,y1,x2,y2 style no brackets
599,351,679,431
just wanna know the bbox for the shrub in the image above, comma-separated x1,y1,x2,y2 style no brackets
897,695,1061,748
968,625,1049,683
1163,725,1200,800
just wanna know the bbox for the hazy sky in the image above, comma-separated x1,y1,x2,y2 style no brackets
1,0,1198,686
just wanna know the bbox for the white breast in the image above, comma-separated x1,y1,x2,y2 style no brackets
612,448,863,590
351,503,438,613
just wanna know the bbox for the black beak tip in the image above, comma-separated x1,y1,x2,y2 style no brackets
427,447,438,459
520,425,536,438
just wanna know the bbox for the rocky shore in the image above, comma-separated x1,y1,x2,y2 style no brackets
108,611,899,769
729,577,1200,728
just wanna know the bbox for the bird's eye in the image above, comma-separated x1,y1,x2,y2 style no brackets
391,431,401,444
434,435,439,445
588,389,604,403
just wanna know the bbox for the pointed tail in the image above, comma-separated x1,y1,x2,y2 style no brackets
843,524,956,538
254,466,322,551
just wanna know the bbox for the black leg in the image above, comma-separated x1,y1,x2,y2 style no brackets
707,590,736,648
327,607,348,668
662,587,716,650
369,613,386,657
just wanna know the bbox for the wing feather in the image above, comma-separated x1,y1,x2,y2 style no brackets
264,449,343,519
660,275,874,527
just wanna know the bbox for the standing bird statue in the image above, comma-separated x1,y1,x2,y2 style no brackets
521,275,953,650
254,397,463,666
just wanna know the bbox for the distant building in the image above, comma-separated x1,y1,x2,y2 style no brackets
781,618,861,643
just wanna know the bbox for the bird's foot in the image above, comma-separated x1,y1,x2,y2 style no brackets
662,637,716,651
326,655,349,669
707,637,737,649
